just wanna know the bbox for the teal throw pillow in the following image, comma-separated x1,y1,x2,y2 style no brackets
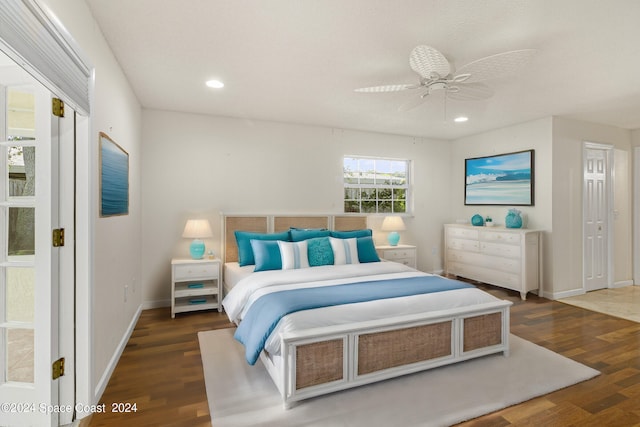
307,237,334,267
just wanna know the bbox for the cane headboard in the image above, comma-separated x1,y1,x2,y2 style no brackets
222,214,368,263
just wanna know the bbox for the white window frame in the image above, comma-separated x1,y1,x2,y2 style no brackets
343,155,411,214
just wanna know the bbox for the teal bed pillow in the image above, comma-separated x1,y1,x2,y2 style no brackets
235,230,291,266
357,236,380,263
250,239,283,272
330,229,373,239
290,228,331,242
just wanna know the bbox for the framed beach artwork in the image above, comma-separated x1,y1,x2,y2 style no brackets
99,132,129,216
464,149,534,206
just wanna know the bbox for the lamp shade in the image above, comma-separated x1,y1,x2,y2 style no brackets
381,216,405,246
182,219,213,238
381,216,406,231
183,219,213,259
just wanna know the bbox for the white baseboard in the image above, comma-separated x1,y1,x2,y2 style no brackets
93,304,142,402
547,280,636,300
613,280,634,288
548,288,585,300
142,299,170,310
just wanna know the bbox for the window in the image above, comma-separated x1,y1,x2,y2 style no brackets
343,156,410,214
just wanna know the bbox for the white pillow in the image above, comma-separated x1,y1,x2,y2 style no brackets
277,240,310,269
329,237,360,265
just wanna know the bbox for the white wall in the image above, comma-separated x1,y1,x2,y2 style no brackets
552,117,633,295
450,117,554,293
141,110,451,306
40,0,143,406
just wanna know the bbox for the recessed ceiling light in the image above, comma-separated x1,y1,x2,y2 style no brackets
454,116,468,123
205,79,224,89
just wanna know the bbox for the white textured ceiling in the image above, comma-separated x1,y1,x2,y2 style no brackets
85,0,640,140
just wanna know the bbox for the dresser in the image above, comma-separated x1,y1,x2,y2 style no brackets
444,224,540,300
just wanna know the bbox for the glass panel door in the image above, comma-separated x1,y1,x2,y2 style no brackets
0,53,59,427
2,85,36,385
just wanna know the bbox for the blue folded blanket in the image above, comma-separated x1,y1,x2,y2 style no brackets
234,275,473,365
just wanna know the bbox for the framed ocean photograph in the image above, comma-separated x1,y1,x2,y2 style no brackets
464,149,534,206
99,132,129,216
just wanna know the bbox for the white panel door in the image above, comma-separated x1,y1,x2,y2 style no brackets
0,64,62,427
583,145,610,292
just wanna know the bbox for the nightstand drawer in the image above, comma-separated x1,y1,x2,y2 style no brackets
382,249,415,260
390,257,414,267
376,245,417,269
174,263,218,280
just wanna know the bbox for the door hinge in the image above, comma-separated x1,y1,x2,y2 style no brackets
52,228,65,247
52,357,65,380
52,97,65,117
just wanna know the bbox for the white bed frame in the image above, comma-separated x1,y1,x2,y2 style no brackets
222,213,513,409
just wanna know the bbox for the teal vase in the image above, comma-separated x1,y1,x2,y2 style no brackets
505,210,523,229
471,214,484,226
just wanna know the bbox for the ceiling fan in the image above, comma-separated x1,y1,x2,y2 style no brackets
354,45,536,112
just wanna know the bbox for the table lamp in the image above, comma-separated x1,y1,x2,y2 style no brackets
182,219,213,259
381,216,406,246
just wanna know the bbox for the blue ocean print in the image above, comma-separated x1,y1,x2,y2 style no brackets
465,151,532,205
101,135,129,216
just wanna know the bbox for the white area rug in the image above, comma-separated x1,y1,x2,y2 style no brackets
199,329,599,427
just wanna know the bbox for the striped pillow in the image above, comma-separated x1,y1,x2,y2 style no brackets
329,237,360,265
277,240,310,270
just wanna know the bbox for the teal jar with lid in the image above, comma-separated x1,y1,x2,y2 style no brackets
505,209,523,229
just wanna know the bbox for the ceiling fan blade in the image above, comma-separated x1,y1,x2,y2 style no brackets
398,90,430,112
354,83,419,93
409,45,451,79
446,82,494,101
454,49,537,83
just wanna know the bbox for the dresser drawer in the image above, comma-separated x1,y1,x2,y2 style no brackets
447,249,483,265
480,267,521,290
447,238,479,252
480,231,521,244
174,263,218,281
480,242,521,258
446,227,479,240
480,254,521,274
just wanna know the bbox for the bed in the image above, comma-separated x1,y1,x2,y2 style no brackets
220,213,512,409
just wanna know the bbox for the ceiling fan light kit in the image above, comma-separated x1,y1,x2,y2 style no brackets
354,45,536,113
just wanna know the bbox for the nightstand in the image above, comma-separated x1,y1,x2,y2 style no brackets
375,244,417,269
171,258,222,318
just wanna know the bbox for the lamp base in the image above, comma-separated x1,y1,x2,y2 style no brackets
189,239,206,259
387,231,400,246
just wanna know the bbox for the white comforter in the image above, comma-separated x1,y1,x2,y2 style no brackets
222,262,502,355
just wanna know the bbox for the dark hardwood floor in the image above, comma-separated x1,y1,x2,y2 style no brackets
87,308,233,427
88,285,640,427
